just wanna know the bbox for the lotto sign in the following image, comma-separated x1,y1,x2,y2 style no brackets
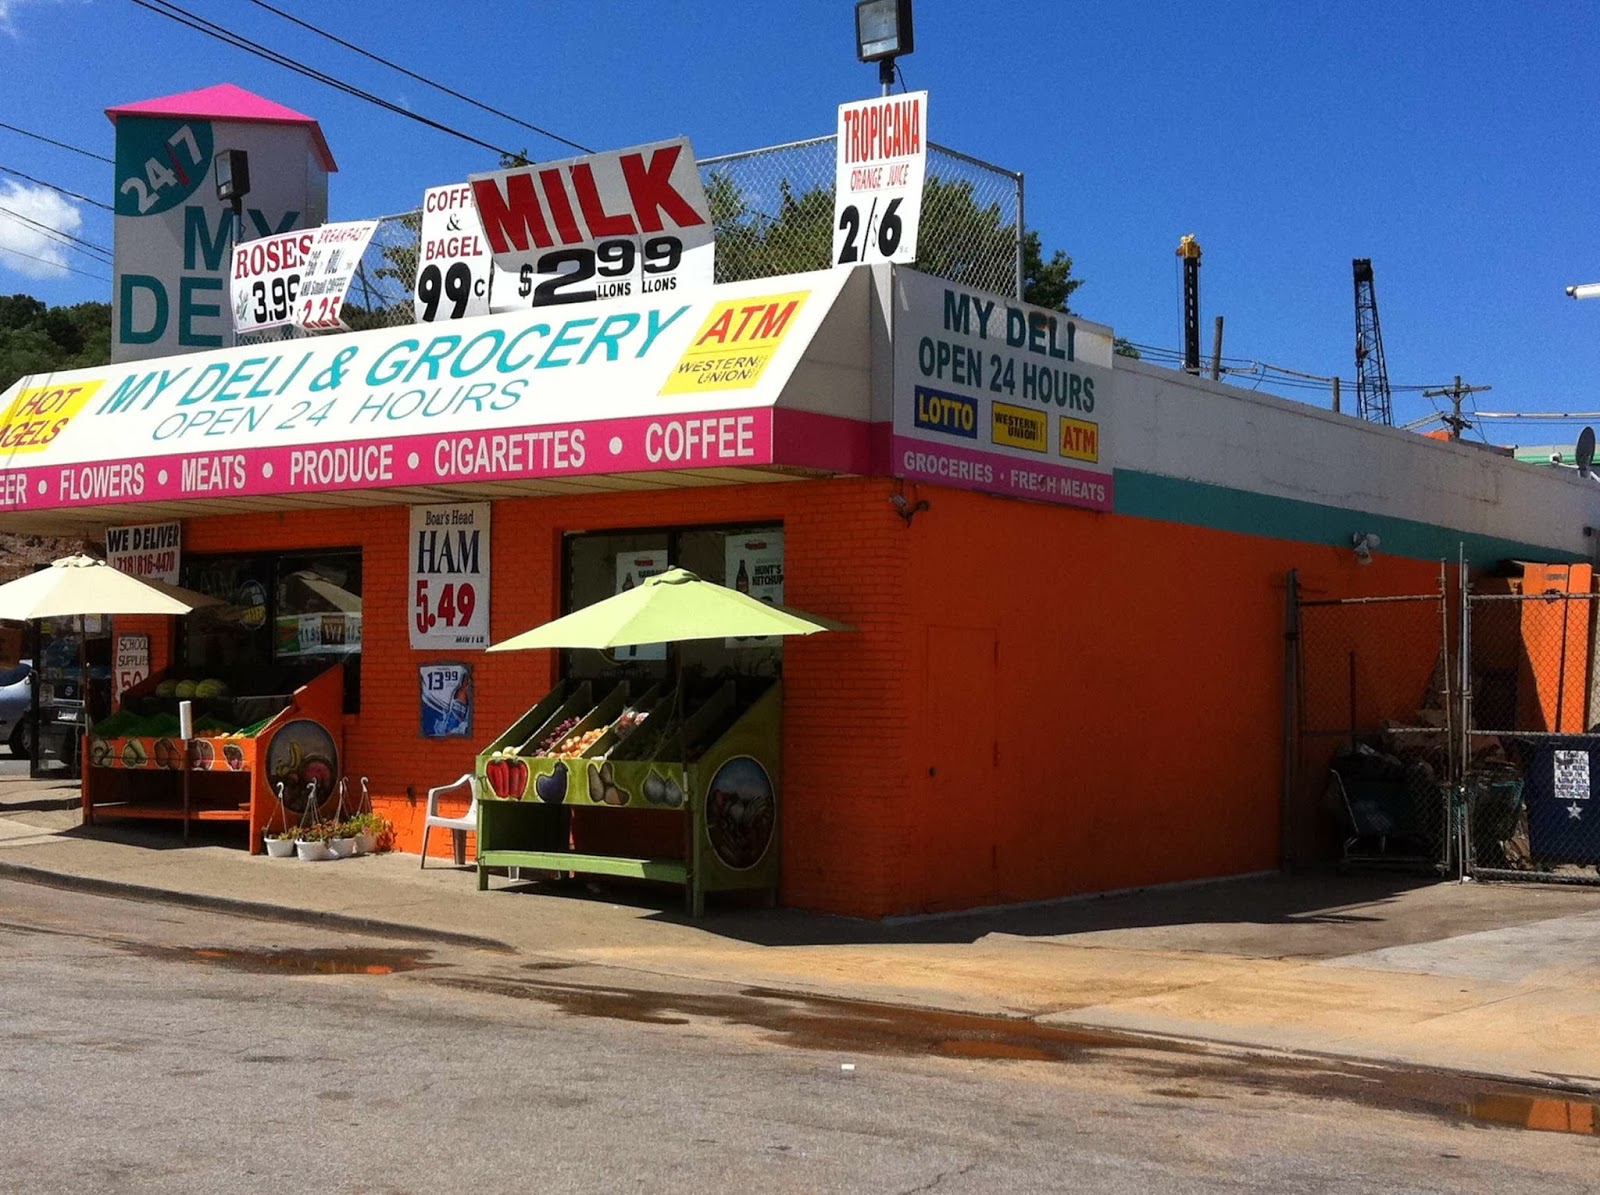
230,219,378,335
469,137,713,312
410,503,490,650
832,91,927,266
414,184,495,323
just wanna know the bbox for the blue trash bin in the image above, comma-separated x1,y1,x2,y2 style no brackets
1519,736,1600,866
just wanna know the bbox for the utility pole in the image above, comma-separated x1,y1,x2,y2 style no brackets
1422,375,1492,441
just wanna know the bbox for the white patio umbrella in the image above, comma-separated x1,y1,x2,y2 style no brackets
0,554,220,620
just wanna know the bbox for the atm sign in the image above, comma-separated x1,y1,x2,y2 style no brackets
912,386,976,439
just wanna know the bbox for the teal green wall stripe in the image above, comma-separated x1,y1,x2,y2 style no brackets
1113,469,1584,566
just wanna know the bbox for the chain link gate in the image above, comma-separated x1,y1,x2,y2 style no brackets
1289,568,1457,875
1463,565,1600,885
254,136,1025,343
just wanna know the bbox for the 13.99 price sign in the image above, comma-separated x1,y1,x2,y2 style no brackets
832,91,928,267
409,502,490,650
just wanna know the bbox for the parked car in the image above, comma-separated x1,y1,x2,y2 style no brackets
0,661,35,758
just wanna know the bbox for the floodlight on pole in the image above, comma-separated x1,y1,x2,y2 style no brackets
213,148,250,223
855,0,914,96
1566,282,1600,301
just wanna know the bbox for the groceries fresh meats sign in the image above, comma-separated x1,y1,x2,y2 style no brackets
0,269,844,513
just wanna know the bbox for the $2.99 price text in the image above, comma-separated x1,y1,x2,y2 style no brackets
514,235,683,307
414,579,477,635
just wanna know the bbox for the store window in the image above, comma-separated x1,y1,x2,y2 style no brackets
560,524,784,689
181,549,362,711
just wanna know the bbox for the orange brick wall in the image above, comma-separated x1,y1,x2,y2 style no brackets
161,475,1450,918
174,479,910,913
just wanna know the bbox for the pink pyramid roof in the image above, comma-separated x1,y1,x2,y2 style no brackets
106,83,336,172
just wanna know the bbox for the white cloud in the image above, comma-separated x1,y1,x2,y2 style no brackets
0,0,76,38
0,180,87,279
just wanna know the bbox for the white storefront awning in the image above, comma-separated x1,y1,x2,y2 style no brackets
0,266,877,533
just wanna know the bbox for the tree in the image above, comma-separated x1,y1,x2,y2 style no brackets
0,296,111,393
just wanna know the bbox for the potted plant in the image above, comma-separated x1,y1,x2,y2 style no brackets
263,825,297,858
294,820,334,862
328,817,360,859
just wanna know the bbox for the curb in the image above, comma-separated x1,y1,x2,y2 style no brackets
0,859,517,954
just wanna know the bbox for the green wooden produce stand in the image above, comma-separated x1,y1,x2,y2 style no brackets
474,679,781,915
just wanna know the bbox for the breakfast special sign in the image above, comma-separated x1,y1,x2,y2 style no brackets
0,268,847,514
891,269,1115,511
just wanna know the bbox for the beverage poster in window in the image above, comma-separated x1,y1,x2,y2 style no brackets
615,551,669,661
410,503,490,650
420,661,473,738
276,558,363,657
724,531,785,648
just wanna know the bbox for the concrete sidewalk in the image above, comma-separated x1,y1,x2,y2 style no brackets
3,793,1599,1089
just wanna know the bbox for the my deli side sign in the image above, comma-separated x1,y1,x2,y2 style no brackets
468,137,713,312
0,269,843,513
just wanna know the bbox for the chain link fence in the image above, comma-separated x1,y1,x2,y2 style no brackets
315,136,1023,336
1464,572,1600,883
1292,580,1455,875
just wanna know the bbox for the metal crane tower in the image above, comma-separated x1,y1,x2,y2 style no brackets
1177,234,1202,374
1352,258,1393,425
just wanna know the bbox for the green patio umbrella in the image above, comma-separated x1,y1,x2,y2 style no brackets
486,567,851,652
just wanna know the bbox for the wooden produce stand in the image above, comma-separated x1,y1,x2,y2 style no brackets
475,679,782,915
82,663,344,851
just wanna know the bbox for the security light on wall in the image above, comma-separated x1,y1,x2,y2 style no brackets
1352,532,1381,564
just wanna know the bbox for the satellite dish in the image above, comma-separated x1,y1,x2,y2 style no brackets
1578,427,1596,478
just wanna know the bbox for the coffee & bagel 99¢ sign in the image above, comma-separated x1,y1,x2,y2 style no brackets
469,137,713,312
833,91,927,266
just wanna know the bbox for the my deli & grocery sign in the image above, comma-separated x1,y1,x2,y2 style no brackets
0,270,842,513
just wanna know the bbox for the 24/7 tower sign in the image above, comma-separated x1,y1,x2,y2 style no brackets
833,91,927,267
468,137,714,311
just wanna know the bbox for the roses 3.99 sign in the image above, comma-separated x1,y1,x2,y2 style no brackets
231,219,379,335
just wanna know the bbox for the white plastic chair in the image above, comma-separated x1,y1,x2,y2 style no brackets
420,772,481,869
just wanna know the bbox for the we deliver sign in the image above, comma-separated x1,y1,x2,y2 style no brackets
106,520,180,583
469,137,713,311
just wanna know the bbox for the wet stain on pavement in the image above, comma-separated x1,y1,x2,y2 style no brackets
428,972,1600,1136
119,943,439,976
1459,1093,1597,1136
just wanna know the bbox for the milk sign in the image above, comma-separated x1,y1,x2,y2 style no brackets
409,503,490,650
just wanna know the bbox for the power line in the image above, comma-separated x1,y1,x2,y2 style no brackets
0,120,113,165
0,245,111,282
0,204,113,262
0,164,114,212
245,0,590,154
128,0,521,159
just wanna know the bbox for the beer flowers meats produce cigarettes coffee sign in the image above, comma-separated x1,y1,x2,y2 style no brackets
468,137,713,312
0,267,844,514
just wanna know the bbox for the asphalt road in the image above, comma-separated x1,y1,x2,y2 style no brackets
0,879,1593,1194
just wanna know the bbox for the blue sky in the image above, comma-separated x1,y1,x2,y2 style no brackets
2,0,1598,446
